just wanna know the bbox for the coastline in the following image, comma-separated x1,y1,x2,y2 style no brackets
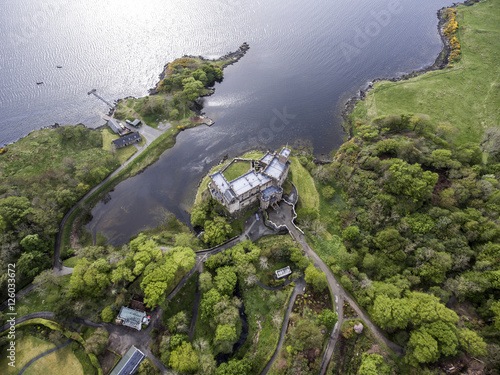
341,0,481,137
149,42,249,96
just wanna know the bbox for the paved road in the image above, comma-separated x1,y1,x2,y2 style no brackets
270,201,404,375
53,123,165,270
261,277,306,374
18,339,73,375
0,311,55,333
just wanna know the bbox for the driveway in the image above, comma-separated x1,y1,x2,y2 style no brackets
268,201,403,374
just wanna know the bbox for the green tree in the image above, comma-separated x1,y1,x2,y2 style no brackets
358,353,391,375
215,359,251,375
136,358,159,375
290,318,322,351
384,159,438,202
199,271,213,293
304,264,328,292
182,77,204,101
203,217,232,246
169,342,199,373
342,225,360,242
200,289,222,321
20,234,47,252
0,196,32,227
17,251,49,279
101,305,115,323
374,228,405,261
322,186,335,200
215,324,237,353
214,266,237,296
406,328,439,366
319,309,338,330
457,328,487,357
167,311,189,334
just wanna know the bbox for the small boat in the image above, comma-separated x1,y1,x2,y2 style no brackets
56,66,62,68
36,82,44,85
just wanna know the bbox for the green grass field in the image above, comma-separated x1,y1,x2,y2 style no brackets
23,342,83,375
351,0,500,145
289,157,319,209
0,336,55,375
12,275,71,318
100,128,138,164
223,161,252,182
194,151,266,205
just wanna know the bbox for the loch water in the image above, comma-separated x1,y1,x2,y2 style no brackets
0,0,453,244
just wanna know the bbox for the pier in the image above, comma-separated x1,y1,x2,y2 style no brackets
87,89,115,108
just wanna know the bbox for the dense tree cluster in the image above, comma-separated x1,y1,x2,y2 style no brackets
67,232,196,316
191,198,233,246
323,114,499,368
154,58,223,120
0,125,118,297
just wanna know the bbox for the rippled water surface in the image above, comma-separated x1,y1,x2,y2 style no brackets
0,0,453,244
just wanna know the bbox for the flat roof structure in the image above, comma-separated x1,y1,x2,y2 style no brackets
275,266,292,279
117,306,146,331
263,157,287,180
211,172,235,203
261,185,281,201
230,171,270,196
280,148,291,158
260,153,274,164
110,345,145,375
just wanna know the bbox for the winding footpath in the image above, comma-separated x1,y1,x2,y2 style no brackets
3,184,403,374
261,278,306,375
268,201,404,375
18,339,73,375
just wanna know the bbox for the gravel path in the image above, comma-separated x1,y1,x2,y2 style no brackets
18,339,73,375
260,278,306,374
267,201,404,375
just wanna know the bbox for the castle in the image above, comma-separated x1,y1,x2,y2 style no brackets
209,147,291,213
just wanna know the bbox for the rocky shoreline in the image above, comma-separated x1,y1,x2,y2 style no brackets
341,0,481,137
148,42,250,96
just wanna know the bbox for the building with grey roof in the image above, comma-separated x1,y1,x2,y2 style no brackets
116,306,147,331
113,132,142,149
110,345,145,375
209,147,291,213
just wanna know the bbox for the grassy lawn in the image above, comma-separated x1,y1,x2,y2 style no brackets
13,275,72,318
62,256,80,268
289,157,319,209
162,271,198,325
194,151,266,205
100,128,141,165
223,161,252,182
23,342,83,375
0,335,55,375
351,0,500,145
238,285,293,374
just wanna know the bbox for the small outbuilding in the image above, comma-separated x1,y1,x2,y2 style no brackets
116,306,146,331
126,119,142,127
113,132,142,149
109,345,145,375
275,266,292,279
